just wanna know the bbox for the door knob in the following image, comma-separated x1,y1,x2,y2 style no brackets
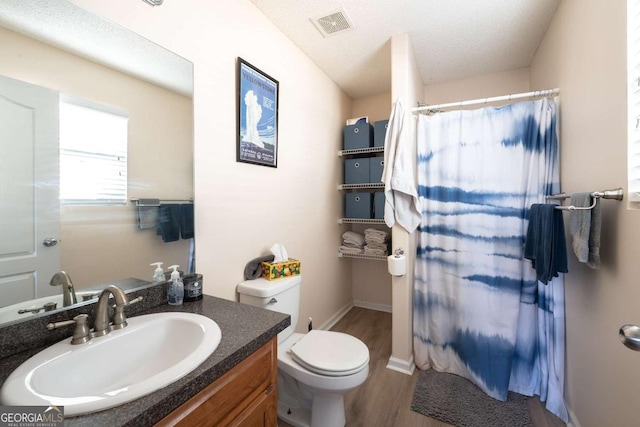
43,238,58,247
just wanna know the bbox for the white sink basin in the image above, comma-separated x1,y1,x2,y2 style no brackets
0,312,221,417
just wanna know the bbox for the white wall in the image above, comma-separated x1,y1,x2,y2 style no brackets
74,0,354,332
387,33,424,373
0,26,192,288
424,68,530,105
530,1,636,425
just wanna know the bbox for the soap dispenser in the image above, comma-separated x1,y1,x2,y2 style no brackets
167,265,184,306
150,262,165,283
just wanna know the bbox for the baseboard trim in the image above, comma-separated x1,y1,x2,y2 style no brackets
567,405,581,427
386,355,416,376
317,302,353,331
353,299,392,313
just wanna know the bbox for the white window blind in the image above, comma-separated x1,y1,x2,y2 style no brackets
59,98,128,205
628,0,640,203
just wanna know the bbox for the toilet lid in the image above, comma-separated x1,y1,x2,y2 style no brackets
288,330,369,377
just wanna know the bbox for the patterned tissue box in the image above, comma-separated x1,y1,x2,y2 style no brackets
261,258,301,280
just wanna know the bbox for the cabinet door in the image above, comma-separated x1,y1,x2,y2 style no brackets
230,384,277,427
155,338,277,427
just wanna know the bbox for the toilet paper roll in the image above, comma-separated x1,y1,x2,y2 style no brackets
388,255,406,276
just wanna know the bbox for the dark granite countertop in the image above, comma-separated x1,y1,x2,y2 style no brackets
0,294,290,427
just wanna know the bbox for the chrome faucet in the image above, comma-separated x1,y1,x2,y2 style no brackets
49,271,77,307
47,314,92,345
46,284,143,345
93,285,130,337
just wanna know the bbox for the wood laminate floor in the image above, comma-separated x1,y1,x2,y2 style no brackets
279,307,566,427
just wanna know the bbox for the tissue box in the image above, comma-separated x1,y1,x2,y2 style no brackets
261,258,301,280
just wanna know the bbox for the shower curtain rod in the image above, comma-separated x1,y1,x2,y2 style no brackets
412,88,560,114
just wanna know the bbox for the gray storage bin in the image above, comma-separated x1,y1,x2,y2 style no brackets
374,120,389,147
343,122,373,150
344,158,370,184
373,192,385,219
345,192,372,219
369,157,385,183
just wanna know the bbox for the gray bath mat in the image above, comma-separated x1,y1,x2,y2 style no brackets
411,369,533,427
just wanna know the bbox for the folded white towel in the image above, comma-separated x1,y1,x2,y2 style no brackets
341,241,364,249
342,231,365,246
364,246,387,256
365,241,388,250
339,245,364,255
364,228,388,239
364,229,388,246
365,236,387,245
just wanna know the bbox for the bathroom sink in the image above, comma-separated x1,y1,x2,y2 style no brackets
0,312,221,417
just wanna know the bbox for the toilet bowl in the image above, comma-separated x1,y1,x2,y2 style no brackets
237,276,370,427
277,331,369,427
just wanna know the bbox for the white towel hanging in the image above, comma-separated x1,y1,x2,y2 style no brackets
381,99,421,232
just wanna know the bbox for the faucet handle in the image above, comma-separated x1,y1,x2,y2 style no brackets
46,314,91,345
18,301,58,314
113,296,143,309
111,296,144,330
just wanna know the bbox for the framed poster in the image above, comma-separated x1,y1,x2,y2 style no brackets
236,58,279,167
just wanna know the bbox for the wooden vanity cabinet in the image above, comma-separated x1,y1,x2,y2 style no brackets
155,337,277,427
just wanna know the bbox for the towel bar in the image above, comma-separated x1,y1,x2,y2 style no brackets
131,197,194,207
545,187,623,211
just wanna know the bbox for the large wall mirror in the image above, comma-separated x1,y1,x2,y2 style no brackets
0,0,194,326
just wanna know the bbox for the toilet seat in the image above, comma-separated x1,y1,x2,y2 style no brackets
288,330,369,377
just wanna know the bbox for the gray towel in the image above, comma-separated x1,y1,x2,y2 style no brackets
568,193,601,269
244,255,275,280
588,197,602,268
137,206,158,230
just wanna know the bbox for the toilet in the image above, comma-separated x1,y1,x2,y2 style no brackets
237,275,369,427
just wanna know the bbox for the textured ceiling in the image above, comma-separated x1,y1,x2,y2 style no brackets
250,0,561,99
0,1,560,100
0,0,193,97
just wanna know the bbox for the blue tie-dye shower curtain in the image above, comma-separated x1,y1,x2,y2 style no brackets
414,98,568,422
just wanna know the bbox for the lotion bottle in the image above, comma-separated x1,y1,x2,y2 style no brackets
167,265,184,306
150,262,165,283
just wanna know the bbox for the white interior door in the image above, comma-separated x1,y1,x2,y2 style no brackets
0,75,60,308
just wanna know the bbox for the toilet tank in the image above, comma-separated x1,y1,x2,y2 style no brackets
237,275,301,343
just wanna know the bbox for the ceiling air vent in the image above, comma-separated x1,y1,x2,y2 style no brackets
312,8,354,37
